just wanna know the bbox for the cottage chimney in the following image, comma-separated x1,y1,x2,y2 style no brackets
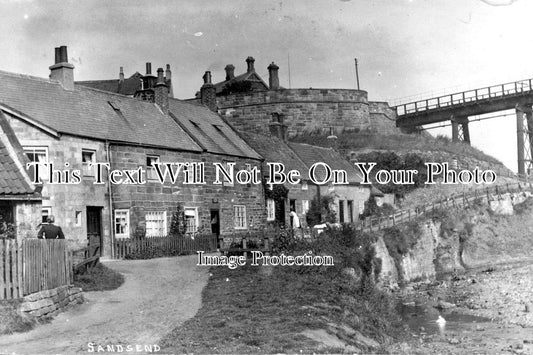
267,62,279,90
269,113,288,141
165,64,174,98
246,56,255,73
225,64,235,81
143,62,157,89
200,71,217,112
119,67,124,82
49,45,75,90
327,127,338,150
154,68,169,114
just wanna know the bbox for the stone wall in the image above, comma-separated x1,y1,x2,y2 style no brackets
7,113,110,252
375,193,533,287
217,89,400,137
110,145,266,245
368,102,398,134
19,285,84,319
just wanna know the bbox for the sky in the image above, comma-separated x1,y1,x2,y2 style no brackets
0,0,531,171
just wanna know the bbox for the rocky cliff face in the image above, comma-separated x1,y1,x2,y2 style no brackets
375,193,533,287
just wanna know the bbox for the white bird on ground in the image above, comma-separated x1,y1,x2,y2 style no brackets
436,315,446,324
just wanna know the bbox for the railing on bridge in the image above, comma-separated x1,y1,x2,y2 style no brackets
395,78,533,116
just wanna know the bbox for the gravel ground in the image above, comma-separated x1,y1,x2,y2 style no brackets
0,255,208,355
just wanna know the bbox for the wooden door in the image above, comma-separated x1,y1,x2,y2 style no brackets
86,207,102,256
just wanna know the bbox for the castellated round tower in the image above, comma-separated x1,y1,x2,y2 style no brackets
217,88,398,137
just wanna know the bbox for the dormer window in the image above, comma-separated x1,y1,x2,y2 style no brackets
146,155,160,181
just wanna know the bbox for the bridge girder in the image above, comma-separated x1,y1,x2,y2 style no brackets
516,104,533,177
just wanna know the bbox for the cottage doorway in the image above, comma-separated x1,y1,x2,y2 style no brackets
275,199,286,226
210,209,220,248
86,206,102,256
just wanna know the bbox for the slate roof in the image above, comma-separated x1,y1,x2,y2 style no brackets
168,98,261,159
212,71,269,95
0,111,39,197
240,132,308,175
288,143,364,184
0,70,202,152
76,72,163,97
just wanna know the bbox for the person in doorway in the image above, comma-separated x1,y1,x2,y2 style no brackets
37,215,65,239
290,208,301,229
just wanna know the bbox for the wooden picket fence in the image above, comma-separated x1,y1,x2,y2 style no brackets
359,182,533,232
113,234,218,259
0,239,72,300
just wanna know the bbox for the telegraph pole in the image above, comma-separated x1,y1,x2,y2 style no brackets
354,58,360,90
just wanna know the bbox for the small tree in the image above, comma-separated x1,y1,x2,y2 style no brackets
0,215,15,239
360,195,395,219
306,195,337,227
169,204,186,236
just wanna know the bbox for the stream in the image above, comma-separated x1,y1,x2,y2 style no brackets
398,303,491,336
389,264,533,354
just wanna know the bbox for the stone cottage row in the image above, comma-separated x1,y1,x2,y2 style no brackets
0,46,371,257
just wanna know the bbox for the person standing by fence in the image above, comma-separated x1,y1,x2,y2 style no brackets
37,215,65,239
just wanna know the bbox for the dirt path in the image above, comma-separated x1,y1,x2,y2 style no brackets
0,255,208,355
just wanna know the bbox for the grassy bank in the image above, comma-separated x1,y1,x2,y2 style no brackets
160,265,403,353
161,227,405,353
74,262,124,292
0,299,36,335
291,131,504,167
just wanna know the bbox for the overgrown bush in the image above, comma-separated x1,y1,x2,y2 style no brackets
0,216,16,239
305,195,337,227
353,151,427,198
273,224,379,290
74,262,125,291
360,195,395,219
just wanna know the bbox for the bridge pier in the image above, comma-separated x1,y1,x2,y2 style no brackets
451,116,470,145
516,104,533,177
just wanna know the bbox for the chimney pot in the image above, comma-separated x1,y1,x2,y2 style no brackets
246,56,255,73
119,66,124,81
267,62,280,90
202,71,212,85
269,113,287,141
201,71,217,112
54,47,61,64
224,64,235,81
49,45,75,90
157,67,164,83
154,67,169,114
59,46,68,63
326,134,338,150
146,62,152,75
165,64,174,98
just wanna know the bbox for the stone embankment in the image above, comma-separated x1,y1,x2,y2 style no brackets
20,285,84,319
375,192,533,287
